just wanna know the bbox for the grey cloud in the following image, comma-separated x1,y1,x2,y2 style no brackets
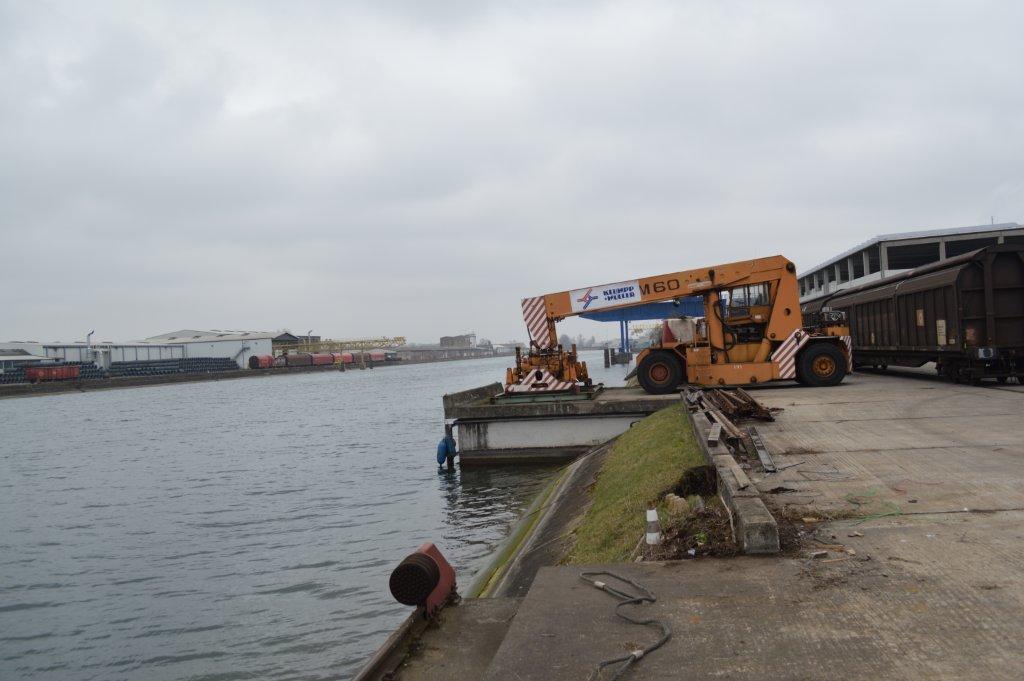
2,1,1023,344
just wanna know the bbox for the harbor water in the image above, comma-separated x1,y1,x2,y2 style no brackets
0,352,628,680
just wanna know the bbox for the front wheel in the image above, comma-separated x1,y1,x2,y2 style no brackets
796,343,847,387
637,351,683,394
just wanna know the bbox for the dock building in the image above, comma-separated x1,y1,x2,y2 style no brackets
798,222,1024,302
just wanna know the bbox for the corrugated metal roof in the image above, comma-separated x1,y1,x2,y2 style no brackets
802,222,1021,276
143,330,279,343
0,353,49,361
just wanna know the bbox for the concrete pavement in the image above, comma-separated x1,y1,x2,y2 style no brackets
481,371,1024,680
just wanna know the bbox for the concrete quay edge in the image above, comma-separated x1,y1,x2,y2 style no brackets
684,401,780,554
444,386,676,420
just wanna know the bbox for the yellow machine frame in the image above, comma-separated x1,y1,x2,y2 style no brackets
509,255,851,392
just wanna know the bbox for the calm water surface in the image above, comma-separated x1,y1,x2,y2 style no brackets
0,352,628,680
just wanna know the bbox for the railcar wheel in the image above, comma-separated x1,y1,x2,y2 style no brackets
796,344,846,387
637,351,683,395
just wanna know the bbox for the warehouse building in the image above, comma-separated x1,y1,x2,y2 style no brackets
0,340,182,372
141,330,275,368
440,333,477,348
45,342,183,367
3,330,281,373
0,348,54,372
799,222,1024,302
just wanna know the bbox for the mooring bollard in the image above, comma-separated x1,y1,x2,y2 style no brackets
645,503,661,546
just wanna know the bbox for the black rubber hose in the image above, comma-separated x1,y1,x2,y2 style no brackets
579,571,672,681
710,299,736,361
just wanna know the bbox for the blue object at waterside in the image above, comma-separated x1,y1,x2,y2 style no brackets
436,435,457,465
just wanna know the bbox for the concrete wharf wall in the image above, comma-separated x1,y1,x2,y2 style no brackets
443,384,677,464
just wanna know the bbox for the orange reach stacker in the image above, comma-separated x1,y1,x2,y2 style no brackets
507,255,852,395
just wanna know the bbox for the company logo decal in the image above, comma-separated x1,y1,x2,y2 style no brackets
570,279,641,313
577,288,598,310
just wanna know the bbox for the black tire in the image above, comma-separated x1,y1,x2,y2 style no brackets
637,351,683,394
795,343,846,387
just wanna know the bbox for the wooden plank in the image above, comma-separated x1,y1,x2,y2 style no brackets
707,422,723,447
736,387,774,421
716,390,745,410
725,456,752,490
706,408,743,440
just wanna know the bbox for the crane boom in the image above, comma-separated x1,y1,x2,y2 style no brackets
521,255,797,349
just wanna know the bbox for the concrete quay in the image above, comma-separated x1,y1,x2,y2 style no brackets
444,383,677,465
384,370,1024,680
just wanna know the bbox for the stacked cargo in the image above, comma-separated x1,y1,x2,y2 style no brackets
108,358,239,378
0,368,27,385
2,362,105,385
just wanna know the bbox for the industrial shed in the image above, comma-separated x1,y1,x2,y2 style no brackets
799,222,1024,302
0,348,54,372
141,330,275,368
44,343,183,366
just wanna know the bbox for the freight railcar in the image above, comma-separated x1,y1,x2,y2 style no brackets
249,355,274,369
284,353,314,367
803,244,1024,383
24,365,81,382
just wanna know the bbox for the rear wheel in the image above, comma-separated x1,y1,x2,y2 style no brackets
637,351,683,394
796,343,846,387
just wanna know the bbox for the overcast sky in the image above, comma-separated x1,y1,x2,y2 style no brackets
3,1,1023,344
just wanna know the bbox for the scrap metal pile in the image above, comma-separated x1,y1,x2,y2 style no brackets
684,387,778,472
696,387,774,422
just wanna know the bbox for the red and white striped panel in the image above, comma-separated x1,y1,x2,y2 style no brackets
772,329,811,379
505,368,576,393
840,335,853,370
521,296,551,349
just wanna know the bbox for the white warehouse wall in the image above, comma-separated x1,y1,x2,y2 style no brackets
44,344,184,363
181,338,272,368
107,345,184,363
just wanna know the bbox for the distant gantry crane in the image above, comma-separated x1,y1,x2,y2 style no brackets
275,336,407,355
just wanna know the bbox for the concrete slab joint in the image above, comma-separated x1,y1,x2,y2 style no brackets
684,400,780,554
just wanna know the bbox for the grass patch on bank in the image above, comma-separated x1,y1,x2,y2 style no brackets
566,403,705,564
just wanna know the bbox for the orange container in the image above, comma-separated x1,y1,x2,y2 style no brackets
25,365,80,382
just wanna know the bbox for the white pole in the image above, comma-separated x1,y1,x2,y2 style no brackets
645,504,661,546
